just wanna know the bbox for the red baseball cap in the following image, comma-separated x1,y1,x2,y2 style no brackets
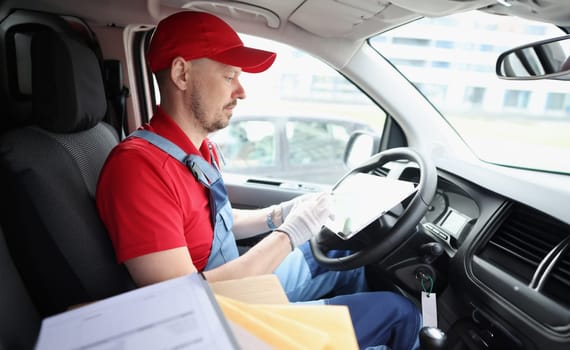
147,11,276,73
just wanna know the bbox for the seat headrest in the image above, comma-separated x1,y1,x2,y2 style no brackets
31,31,107,133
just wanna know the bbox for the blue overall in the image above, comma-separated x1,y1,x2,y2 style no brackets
130,130,238,270
130,130,421,350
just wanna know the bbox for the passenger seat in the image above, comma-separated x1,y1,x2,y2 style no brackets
0,29,135,317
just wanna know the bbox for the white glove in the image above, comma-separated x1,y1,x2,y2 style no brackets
277,192,335,249
277,192,323,225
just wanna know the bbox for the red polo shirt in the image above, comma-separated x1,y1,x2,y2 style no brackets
96,107,219,271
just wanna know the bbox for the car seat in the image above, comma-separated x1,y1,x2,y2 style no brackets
0,226,41,349
0,28,135,317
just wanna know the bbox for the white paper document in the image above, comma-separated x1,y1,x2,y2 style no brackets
327,173,418,239
35,273,239,350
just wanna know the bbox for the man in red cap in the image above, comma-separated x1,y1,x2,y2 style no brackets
97,11,421,350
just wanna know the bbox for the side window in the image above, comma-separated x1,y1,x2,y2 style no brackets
286,120,354,166
210,36,386,186
214,120,277,171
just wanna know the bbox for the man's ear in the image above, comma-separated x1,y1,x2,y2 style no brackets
170,56,190,91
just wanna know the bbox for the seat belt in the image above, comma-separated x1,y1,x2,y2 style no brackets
103,59,130,139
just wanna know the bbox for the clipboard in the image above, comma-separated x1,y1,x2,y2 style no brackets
326,172,418,240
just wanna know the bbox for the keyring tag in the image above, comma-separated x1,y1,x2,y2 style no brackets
421,291,438,328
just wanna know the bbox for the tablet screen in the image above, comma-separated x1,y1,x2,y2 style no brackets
325,173,418,240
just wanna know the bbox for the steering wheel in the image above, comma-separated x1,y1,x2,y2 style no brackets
309,147,437,270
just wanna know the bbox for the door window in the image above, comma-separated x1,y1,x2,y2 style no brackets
210,36,385,186
286,120,360,166
213,120,277,170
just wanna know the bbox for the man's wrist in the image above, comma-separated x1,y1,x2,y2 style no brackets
266,205,278,230
273,205,284,226
273,229,295,251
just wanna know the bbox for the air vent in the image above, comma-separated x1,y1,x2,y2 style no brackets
477,203,570,306
543,248,570,308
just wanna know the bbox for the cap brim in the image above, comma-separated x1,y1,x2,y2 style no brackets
210,46,276,73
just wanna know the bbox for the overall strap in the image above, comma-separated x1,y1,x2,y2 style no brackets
129,130,219,186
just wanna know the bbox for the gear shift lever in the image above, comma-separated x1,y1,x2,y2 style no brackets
420,326,447,350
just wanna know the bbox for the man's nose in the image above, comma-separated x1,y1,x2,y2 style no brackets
233,80,246,100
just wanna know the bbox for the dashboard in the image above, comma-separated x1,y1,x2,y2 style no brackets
230,157,570,350
422,183,479,250
396,165,499,253
387,163,570,350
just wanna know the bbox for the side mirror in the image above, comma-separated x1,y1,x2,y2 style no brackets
343,130,380,169
496,34,570,80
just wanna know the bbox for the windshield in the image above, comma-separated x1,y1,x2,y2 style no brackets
370,11,570,175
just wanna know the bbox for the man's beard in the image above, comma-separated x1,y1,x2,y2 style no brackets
189,88,233,133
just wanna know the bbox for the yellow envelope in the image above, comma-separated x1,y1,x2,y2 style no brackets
217,295,328,349
254,303,359,350
216,295,359,350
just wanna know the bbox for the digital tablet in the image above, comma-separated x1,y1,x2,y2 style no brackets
325,172,418,240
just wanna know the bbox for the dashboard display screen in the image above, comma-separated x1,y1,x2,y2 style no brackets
439,209,469,238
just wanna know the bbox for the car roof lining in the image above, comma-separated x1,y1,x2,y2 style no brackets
5,1,570,39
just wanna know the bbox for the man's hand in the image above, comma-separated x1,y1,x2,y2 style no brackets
277,192,335,248
276,192,322,226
